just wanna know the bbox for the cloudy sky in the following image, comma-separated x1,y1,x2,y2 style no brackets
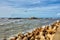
0,0,60,18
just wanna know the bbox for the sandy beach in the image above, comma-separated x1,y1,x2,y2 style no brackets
53,24,60,40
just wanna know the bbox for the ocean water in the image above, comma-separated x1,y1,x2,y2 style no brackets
0,18,59,40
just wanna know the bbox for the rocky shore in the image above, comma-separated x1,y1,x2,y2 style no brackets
6,20,60,40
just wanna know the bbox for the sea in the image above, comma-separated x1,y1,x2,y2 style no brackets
0,18,60,40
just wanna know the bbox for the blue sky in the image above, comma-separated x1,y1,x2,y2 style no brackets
0,0,60,18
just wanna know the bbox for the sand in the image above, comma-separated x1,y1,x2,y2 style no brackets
53,26,60,40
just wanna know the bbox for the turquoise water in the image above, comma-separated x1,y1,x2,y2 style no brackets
0,19,59,40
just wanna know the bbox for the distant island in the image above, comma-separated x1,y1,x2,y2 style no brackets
0,17,60,20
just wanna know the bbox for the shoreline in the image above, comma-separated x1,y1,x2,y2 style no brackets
7,20,60,40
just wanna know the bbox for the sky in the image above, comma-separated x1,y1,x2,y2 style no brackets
0,0,60,18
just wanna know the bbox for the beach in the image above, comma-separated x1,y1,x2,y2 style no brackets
53,23,60,40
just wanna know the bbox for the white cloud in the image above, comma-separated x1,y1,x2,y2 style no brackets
0,0,60,17
0,0,60,8
57,13,60,16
